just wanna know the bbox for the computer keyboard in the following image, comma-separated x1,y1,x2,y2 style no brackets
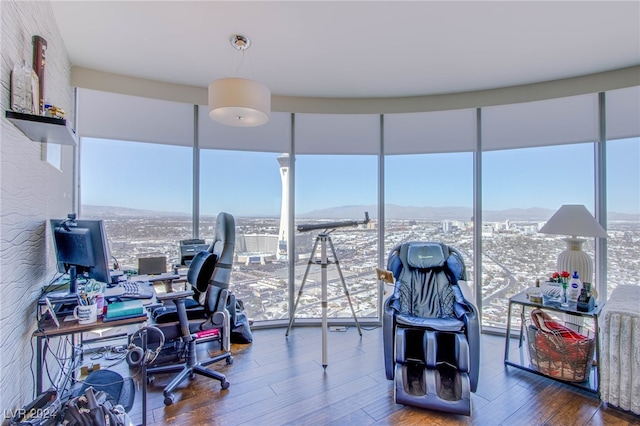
105,281,154,299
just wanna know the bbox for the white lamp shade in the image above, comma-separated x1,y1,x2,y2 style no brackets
538,204,608,238
208,77,271,127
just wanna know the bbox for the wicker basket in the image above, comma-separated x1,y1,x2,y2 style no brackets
526,323,595,382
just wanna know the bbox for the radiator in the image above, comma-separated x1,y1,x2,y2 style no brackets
599,285,640,415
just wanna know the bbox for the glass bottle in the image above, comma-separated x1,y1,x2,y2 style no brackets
560,281,569,307
11,59,39,114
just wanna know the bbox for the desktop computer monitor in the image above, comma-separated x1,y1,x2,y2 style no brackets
50,216,112,295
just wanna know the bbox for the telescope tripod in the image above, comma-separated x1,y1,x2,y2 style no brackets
286,231,362,369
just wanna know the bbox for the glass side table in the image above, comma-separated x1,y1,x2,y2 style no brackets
503,289,603,394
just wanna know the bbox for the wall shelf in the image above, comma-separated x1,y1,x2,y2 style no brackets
5,110,78,146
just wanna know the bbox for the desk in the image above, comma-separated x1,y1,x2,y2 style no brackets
34,274,173,395
33,311,148,395
504,290,602,394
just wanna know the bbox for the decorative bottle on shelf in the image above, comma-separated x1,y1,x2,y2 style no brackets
11,59,39,114
560,281,569,307
568,271,582,303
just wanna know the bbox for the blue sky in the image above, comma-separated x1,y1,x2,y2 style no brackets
81,137,639,217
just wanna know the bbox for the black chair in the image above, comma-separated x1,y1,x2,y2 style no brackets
383,241,480,416
146,212,236,405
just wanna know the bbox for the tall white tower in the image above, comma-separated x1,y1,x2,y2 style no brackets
277,154,290,260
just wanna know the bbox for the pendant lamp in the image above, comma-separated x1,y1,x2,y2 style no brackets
208,35,271,127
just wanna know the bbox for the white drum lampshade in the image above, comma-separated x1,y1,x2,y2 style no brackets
208,77,271,127
539,204,608,284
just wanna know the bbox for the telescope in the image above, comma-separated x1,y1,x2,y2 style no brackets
297,212,370,233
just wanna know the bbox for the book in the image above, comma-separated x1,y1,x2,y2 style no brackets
105,300,144,319
102,312,148,322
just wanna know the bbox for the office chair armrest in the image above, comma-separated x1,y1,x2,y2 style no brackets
156,290,194,302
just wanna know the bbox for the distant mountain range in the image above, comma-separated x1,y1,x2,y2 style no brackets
83,204,639,223
301,205,553,222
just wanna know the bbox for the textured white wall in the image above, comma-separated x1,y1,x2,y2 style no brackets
1,0,74,414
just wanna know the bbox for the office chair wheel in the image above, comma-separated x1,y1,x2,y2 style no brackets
227,356,234,365
164,393,175,406
189,372,196,379
221,380,230,390
147,375,155,385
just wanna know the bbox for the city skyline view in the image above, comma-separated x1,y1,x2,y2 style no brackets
80,213,638,326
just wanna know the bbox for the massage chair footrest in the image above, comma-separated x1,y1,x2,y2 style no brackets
395,364,471,416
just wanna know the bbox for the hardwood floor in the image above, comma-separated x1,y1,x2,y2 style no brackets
117,326,639,426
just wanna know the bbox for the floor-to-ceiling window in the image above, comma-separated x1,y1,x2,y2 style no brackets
605,137,640,294
80,137,193,271
199,149,290,321
294,154,378,319
382,109,477,304
196,110,292,323
481,94,599,328
76,86,639,330
604,87,640,298
481,143,595,327
384,152,474,279
293,114,380,321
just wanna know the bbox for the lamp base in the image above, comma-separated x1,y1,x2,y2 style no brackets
557,237,593,285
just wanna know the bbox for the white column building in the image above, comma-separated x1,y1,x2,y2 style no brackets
277,154,290,260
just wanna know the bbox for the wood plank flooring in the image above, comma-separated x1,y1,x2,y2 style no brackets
114,326,640,426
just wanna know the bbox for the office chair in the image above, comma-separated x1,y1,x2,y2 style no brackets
383,241,479,416
145,212,235,405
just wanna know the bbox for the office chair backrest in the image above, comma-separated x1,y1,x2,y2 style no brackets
187,251,218,294
208,212,235,291
184,212,235,314
388,242,466,319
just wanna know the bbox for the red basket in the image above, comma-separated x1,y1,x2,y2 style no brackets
526,309,595,382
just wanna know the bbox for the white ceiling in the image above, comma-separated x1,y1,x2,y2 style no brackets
50,1,640,99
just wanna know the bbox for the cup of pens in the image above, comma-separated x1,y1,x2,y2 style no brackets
74,292,97,324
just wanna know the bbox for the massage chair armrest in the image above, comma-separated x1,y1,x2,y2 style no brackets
383,296,398,380
456,302,480,392
156,290,194,303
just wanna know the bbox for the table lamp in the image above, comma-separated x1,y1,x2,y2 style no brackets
539,204,608,285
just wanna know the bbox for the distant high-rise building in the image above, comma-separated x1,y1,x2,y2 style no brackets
277,154,290,260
